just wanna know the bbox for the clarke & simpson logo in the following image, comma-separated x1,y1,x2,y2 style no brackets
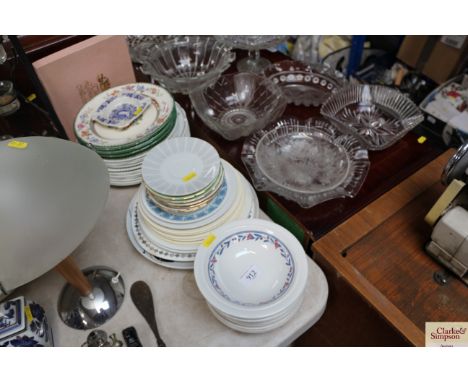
426,322,468,347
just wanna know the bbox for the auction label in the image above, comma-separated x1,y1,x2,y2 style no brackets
240,265,261,285
426,322,468,347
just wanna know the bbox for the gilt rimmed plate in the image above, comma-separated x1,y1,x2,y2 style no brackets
74,83,174,147
142,137,220,196
126,197,194,269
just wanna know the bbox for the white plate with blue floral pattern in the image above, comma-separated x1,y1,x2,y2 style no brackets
194,218,308,319
74,83,174,147
92,92,151,129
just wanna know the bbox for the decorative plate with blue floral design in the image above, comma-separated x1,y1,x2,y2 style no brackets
92,92,151,129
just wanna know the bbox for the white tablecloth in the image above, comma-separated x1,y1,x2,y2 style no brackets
14,186,328,346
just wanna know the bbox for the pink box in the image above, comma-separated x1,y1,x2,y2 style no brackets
33,35,136,141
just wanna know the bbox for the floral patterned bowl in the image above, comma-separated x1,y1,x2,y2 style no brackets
0,296,53,347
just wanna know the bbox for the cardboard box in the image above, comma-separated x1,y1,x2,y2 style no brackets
397,36,468,84
423,36,468,84
397,36,431,69
33,36,136,141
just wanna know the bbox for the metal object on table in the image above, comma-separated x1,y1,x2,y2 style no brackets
441,142,468,185
0,136,125,329
130,281,166,347
59,267,125,330
81,329,123,347
425,144,468,286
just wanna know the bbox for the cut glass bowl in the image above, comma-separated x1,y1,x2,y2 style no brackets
242,117,370,208
321,85,424,150
141,36,235,94
190,72,287,140
263,59,346,107
126,35,176,63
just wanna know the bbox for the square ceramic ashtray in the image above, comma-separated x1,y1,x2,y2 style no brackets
92,92,151,129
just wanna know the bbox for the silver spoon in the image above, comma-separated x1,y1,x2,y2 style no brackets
130,281,166,347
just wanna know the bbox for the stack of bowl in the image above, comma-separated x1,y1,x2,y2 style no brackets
194,218,309,333
126,137,259,269
74,83,190,186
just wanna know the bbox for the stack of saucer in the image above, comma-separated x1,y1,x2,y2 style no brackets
126,137,259,269
74,83,190,186
194,219,309,333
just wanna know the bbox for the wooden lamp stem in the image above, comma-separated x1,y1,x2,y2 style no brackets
55,256,92,296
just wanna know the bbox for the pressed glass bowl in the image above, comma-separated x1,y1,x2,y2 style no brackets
141,36,235,94
321,85,424,150
126,35,176,63
263,59,346,107
242,117,370,208
190,72,287,140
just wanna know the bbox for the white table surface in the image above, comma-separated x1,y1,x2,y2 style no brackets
14,186,328,347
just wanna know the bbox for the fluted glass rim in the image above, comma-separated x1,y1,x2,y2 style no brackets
241,117,370,208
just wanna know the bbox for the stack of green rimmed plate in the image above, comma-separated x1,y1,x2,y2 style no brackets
74,83,190,186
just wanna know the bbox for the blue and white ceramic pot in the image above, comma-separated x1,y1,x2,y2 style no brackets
0,296,54,347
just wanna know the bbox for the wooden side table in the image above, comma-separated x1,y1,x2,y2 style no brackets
295,149,468,346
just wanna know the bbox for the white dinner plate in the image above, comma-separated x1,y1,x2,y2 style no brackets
126,196,194,269
142,137,220,197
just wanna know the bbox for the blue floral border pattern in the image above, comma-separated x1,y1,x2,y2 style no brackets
207,230,295,307
145,178,227,222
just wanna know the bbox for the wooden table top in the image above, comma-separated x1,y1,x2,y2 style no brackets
313,149,468,346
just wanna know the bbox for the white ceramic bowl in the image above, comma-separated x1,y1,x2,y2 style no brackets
194,219,308,319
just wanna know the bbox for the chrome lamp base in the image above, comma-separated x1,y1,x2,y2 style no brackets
58,266,124,330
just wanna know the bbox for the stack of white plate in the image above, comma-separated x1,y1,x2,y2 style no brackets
74,83,190,187
194,218,308,333
126,137,259,269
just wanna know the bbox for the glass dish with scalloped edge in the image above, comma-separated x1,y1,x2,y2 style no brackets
263,59,346,107
242,117,370,208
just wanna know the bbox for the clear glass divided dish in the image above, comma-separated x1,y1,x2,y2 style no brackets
141,36,235,94
321,85,424,150
263,59,346,107
242,117,370,208
190,72,287,141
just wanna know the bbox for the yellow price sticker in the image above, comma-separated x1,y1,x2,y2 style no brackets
202,234,216,247
417,136,427,144
24,305,33,324
26,93,37,102
133,106,143,116
182,171,197,182
8,140,28,149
